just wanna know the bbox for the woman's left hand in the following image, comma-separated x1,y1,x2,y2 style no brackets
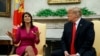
32,31,40,38
32,31,40,43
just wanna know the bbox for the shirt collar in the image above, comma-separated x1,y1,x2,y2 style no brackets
75,17,81,25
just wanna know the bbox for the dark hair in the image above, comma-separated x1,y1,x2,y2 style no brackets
21,12,34,28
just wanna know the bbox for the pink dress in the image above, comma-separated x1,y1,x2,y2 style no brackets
14,26,40,56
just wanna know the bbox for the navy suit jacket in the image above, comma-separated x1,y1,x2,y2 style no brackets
61,18,96,56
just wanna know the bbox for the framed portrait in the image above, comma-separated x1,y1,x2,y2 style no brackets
48,0,81,4
0,0,11,17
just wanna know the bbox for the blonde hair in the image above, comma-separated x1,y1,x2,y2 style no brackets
68,7,82,16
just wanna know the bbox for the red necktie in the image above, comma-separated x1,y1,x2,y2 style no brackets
70,23,76,54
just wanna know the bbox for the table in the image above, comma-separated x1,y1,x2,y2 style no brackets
0,36,12,55
0,36,12,45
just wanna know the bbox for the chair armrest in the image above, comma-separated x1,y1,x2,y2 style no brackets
9,45,17,54
43,44,48,56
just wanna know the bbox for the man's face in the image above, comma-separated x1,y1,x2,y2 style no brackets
67,10,78,22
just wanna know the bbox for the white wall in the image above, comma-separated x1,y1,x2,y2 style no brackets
0,17,12,35
0,0,100,36
25,0,100,15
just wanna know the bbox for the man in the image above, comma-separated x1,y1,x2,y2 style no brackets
51,7,96,56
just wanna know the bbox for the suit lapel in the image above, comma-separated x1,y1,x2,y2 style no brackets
69,22,73,33
68,22,73,43
76,19,84,37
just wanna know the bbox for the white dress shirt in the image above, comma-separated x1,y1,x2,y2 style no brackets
75,17,81,30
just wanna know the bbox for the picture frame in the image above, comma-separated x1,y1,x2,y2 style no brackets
0,0,11,17
48,0,81,5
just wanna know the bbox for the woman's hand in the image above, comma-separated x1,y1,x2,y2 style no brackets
32,31,40,38
6,31,13,39
32,31,40,44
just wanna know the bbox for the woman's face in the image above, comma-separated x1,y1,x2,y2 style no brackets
24,14,31,23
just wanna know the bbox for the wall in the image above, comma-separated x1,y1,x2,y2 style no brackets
0,0,100,36
25,0,100,15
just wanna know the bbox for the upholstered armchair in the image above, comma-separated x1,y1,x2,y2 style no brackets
92,20,100,56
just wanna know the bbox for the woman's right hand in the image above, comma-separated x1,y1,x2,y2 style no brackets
6,31,13,39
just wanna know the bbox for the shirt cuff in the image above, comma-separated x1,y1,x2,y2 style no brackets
76,53,80,56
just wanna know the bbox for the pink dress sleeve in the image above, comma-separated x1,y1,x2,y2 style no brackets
34,26,40,44
14,27,21,44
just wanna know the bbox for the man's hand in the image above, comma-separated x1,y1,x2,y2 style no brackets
64,51,70,56
70,54,77,56
70,53,80,56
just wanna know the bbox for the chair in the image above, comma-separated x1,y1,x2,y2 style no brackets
9,22,47,56
92,20,100,56
33,22,47,56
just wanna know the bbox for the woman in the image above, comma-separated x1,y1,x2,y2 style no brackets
7,12,40,56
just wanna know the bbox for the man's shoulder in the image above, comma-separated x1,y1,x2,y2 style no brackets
81,18,93,26
81,18,93,23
